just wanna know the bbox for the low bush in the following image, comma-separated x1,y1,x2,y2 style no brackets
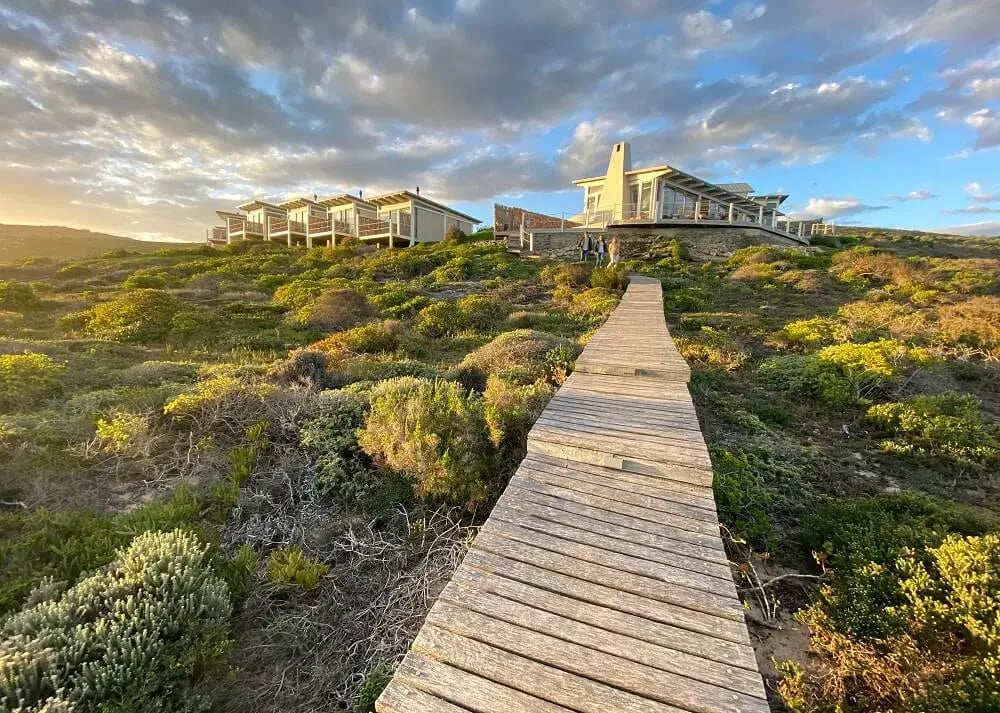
780,533,1000,713
168,306,220,345
456,329,579,390
0,280,41,310
0,352,65,411
163,375,276,436
677,327,749,372
123,268,170,289
120,360,199,387
311,321,401,360
358,377,495,507
589,264,629,291
541,262,590,286
666,286,709,312
936,296,1000,359
482,375,553,451
294,288,375,330
865,392,1000,465
570,287,619,317
298,390,386,506
776,317,843,348
84,289,186,343
712,449,776,551
268,348,332,388
0,530,231,713
414,300,461,337
758,340,921,405
456,294,508,331
266,545,329,592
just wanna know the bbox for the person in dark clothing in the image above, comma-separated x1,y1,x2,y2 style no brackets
577,232,593,262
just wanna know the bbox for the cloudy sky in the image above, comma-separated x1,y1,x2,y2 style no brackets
1,0,999,241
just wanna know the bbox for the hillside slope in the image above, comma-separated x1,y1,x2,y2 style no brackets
0,224,193,262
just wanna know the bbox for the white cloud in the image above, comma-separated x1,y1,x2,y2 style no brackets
798,197,890,219
964,181,998,202
886,190,937,202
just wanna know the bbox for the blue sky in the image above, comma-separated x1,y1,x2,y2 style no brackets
0,0,998,240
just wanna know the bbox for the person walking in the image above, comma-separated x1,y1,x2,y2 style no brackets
576,232,593,262
595,235,607,266
608,235,621,265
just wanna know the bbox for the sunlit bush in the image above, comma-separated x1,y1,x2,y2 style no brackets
866,391,1000,464
482,375,552,450
294,288,375,330
164,375,275,435
266,545,329,592
456,329,579,389
311,321,401,359
0,280,41,310
0,530,231,713
84,289,186,343
267,348,332,388
570,287,619,317
0,352,65,411
936,296,1000,359
589,264,629,290
358,377,494,507
677,326,749,372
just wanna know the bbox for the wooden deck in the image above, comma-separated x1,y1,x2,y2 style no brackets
376,275,768,713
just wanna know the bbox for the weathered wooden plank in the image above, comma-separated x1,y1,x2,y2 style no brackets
395,653,572,713
474,528,744,621
520,454,719,511
440,579,766,697
491,499,731,579
377,679,471,712
480,519,738,603
503,482,727,554
498,488,727,566
426,603,768,713
526,438,715,486
535,411,711,451
529,423,713,470
450,565,758,670
513,468,719,532
413,624,687,713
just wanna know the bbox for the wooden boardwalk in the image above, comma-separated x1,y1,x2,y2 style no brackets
377,275,768,713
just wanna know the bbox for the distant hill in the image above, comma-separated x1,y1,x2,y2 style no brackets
0,224,198,263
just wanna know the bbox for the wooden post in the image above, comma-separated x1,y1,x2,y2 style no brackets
694,198,701,221
728,203,734,223
758,206,764,224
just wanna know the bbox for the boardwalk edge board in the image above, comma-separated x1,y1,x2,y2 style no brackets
377,274,768,713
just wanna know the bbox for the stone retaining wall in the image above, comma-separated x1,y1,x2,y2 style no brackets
525,225,805,262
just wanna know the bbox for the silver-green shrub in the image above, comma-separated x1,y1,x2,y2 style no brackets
0,530,232,713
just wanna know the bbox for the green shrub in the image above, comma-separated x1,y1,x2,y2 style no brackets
0,530,231,713
342,357,438,386
414,300,462,337
866,392,1000,464
758,340,921,406
120,360,199,387
541,262,590,287
358,377,495,507
781,533,1000,713
482,375,553,450
712,450,775,551
84,289,186,343
677,326,749,372
589,264,629,290
168,307,220,345
456,293,508,331
0,352,65,411
444,224,466,243
666,286,709,312
123,268,169,289
55,262,92,279
294,288,375,329
353,665,392,712
163,375,275,435
456,329,579,389
268,348,332,388
431,256,475,282
0,280,41,310
299,390,388,506
570,287,619,317
311,321,401,359
266,546,329,592
777,317,843,347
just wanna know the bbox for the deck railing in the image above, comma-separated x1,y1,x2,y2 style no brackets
358,212,411,239
207,227,227,244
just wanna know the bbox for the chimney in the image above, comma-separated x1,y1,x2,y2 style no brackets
416,186,420,195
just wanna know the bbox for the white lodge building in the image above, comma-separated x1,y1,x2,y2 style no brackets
208,189,479,248
571,142,791,235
